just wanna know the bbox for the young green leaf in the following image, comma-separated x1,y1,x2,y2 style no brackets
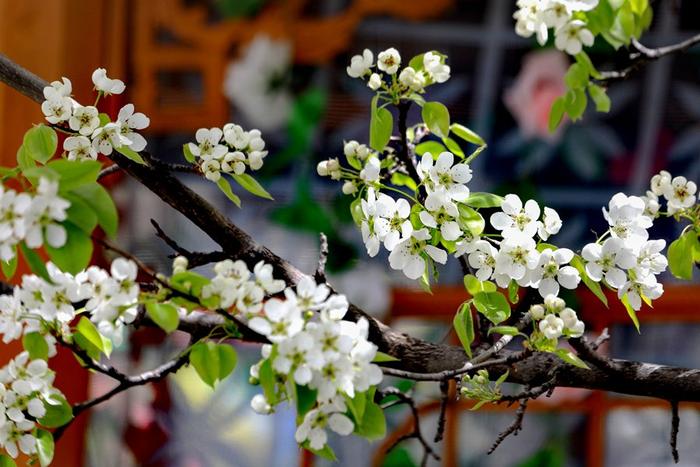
372,351,400,363
453,301,475,358
621,294,641,333
146,302,180,333
20,242,51,282
487,326,520,336
23,124,57,164
64,194,99,234
369,96,393,151
46,159,102,192
182,143,196,163
35,429,55,467
463,192,504,208
45,221,93,274
548,96,566,132
0,455,17,467
588,83,611,112
422,101,450,138
232,173,273,200
23,332,49,360
39,394,73,428
75,316,112,357
216,177,242,207
571,255,608,307
415,140,447,157
70,182,119,238
668,231,698,280
189,341,238,388
473,291,511,324
450,123,485,146
553,348,590,370
354,401,386,440
115,145,146,165
1,250,17,280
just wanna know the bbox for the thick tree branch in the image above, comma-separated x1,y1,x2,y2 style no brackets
3,52,700,417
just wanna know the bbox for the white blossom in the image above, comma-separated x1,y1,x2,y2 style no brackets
389,229,447,279
539,314,565,339
554,19,594,55
68,105,100,136
581,237,636,289
116,104,150,152
377,48,401,75
347,49,374,78
528,248,580,298
423,51,450,83
663,176,697,214
64,135,97,161
491,194,540,238
91,68,126,95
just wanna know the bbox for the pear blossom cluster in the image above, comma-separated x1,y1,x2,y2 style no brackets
513,0,598,55
0,178,69,261
0,352,64,459
187,124,268,182
581,192,668,311
347,48,450,96
41,70,150,160
529,294,585,340
643,170,698,217
466,194,580,298
0,258,140,349
196,258,382,450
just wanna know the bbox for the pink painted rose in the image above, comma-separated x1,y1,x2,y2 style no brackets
504,50,570,141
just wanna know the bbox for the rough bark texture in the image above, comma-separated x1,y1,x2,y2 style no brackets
2,52,700,404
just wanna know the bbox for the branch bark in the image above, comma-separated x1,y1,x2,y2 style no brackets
2,52,700,413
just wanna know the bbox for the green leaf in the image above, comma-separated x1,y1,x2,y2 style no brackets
442,137,464,157
369,96,393,151
0,455,16,467
76,316,112,357
473,291,511,325
146,302,180,333
463,274,496,294
453,301,475,358
216,177,242,207
508,279,520,304
588,83,611,112
571,255,608,307
487,326,520,336
346,391,368,424
565,88,588,121
553,348,590,369
231,173,273,200
259,358,277,404
354,401,386,440
621,294,641,333
170,270,211,297
70,183,119,237
46,159,102,192
16,145,36,171
182,143,195,163
450,123,485,146
463,192,504,208
414,141,447,157
548,96,566,132
23,124,57,164
23,332,49,360
35,429,54,467
115,145,146,165
45,221,93,274
98,113,111,126
296,385,317,418
408,53,425,71
372,351,400,363
189,341,238,388
305,443,337,461
564,63,589,89
668,231,698,280
457,205,485,236
575,52,601,79
39,394,73,428
64,194,98,234
1,249,17,280
20,242,51,282
422,101,450,138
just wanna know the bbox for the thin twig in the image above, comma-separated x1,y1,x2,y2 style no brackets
379,387,440,466
380,350,531,382
434,380,450,443
150,219,228,268
53,339,193,441
314,232,329,283
488,399,528,454
597,33,700,82
670,400,680,463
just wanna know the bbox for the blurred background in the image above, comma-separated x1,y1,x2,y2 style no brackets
1,0,700,466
